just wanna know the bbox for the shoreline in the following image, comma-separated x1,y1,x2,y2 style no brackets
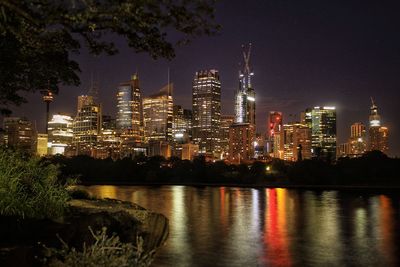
79,181,400,191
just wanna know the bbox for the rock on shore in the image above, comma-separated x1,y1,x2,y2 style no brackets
0,198,169,266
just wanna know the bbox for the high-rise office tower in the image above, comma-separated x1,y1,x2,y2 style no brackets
368,99,389,153
234,43,255,125
351,122,366,139
172,105,192,144
3,117,35,153
48,114,73,155
143,83,173,142
349,122,367,156
282,122,312,161
378,127,389,153
230,44,256,161
95,115,120,159
116,74,143,142
220,115,235,158
192,70,221,156
228,123,255,163
368,98,381,151
73,102,102,155
305,106,337,160
267,111,283,156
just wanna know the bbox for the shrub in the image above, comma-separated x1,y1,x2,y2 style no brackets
45,227,155,267
0,148,70,219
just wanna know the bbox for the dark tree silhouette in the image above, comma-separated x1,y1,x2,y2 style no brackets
0,0,218,113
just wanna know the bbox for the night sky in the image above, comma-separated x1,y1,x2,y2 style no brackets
6,0,400,156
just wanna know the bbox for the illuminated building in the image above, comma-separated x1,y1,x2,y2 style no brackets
172,105,192,144
368,99,389,153
192,69,221,157
72,102,102,155
294,124,312,161
378,126,389,154
301,110,312,127
3,117,35,153
47,114,73,155
148,140,171,158
254,133,266,159
235,44,255,125
95,115,120,159
349,122,367,157
273,129,284,159
267,111,283,156
228,123,255,163
282,123,312,161
181,143,199,160
337,143,351,158
220,115,235,159
143,83,173,143
77,95,94,113
116,74,143,143
36,133,48,156
304,106,337,160
231,44,256,161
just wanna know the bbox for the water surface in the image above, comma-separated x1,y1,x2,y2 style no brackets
84,185,400,267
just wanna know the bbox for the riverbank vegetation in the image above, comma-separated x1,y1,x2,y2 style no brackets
50,150,400,187
0,149,166,266
0,148,70,219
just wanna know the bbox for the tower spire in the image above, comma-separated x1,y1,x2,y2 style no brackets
370,96,376,107
167,67,172,96
242,43,252,75
88,71,99,103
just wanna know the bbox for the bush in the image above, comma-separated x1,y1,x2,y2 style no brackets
45,227,155,267
0,148,70,219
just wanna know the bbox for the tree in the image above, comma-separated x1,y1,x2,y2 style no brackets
0,0,218,113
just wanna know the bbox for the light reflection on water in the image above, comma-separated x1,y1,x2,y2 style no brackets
84,185,399,267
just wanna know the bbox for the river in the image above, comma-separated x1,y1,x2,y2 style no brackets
83,185,400,267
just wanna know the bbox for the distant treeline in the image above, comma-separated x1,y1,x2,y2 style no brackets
48,151,400,187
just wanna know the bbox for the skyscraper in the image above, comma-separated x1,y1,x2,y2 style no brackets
228,123,255,163
305,106,337,160
96,115,120,159
378,127,389,153
267,111,283,156
72,103,102,155
3,117,35,153
143,83,173,142
116,74,143,142
220,115,235,158
282,123,312,161
192,69,221,157
230,44,256,162
368,99,389,153
234,43,255,125
172,105,192,144
349,122,367,156
48,114,73,155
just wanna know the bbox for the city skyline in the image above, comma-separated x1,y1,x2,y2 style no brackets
2,0,400,156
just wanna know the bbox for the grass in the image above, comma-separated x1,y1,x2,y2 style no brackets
0,148,70,219
45,227,155,267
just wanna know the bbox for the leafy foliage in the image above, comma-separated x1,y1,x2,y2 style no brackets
0,0,218,113
0,148,70,219
45,227,155,267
